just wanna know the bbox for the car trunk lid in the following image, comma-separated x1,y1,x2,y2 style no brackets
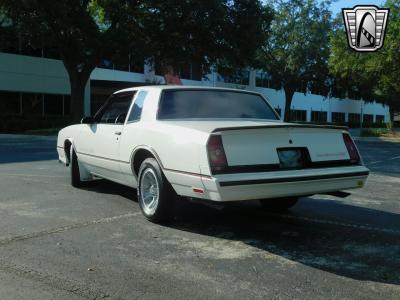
212,124,351,171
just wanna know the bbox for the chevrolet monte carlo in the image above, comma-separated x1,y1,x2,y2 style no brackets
57,86,369,222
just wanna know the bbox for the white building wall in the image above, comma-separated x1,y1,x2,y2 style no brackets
0,52,391,122
0,52,70,95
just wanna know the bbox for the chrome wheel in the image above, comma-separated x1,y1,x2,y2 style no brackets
140,168,160,215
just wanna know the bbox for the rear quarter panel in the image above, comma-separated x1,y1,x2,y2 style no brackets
120,121,209,175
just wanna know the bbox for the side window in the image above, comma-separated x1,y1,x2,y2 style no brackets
128,90,148,122
96,92,134,124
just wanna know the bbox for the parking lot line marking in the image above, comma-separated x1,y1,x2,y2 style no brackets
267,212,400,236
0,212,140,247
366,155,400,166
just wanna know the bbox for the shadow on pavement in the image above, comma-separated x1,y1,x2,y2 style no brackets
81,177,400,285
81,179,138,201
0,135,58,164
169,198,400,286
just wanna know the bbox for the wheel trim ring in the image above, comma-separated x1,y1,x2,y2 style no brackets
140,168,160,215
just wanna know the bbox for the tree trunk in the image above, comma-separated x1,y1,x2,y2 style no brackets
283,87,295,122
69,74,87,124
68,71,91,123
61,56,97,124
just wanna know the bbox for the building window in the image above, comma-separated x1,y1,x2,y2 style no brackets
22,93,43,115
332,112,345,123
363,114,373,125
0,91,20,114
290,109,307,122
44,94,63,115
376,115,385,124
348,113,361,124
63,95,71,115
0,92,70,116
311,111,327,123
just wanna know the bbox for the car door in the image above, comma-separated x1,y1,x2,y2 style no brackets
118,90,149,187
77,92,135,183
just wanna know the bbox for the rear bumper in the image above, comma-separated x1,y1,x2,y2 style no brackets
201,166,369,202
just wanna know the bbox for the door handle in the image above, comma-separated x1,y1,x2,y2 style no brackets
115,131,122,135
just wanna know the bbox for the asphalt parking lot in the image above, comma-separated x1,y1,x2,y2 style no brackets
0,134,399,299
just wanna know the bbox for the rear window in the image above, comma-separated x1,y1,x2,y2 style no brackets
158,90,278,120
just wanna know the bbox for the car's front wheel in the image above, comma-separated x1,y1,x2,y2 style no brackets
137,158,175,223
259,197,299,211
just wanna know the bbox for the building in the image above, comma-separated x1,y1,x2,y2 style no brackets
0,51,390,126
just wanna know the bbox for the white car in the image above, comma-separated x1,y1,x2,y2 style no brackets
57,86,369,222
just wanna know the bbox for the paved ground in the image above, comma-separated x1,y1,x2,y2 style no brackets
0,134,399,299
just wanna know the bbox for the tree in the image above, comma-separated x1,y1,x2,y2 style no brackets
1,0,147,122
1,0,271,122
329,0,400,120
260,0,333,121
216,0,273,76
143,0,271,80
376,0,400,117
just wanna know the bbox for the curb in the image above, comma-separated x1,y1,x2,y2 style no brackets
353,137,400,143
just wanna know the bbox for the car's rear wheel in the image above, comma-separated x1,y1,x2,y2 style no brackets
70,149,84,188
259,197,299,211
137,158,175,223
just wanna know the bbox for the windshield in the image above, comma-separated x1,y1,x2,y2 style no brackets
158,89,278,120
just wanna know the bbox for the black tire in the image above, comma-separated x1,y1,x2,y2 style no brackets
70,149,84,188
137,158,176,223
259,197,299,211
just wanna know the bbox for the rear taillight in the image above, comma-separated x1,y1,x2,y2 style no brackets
342,133,360,164
207,135,228,173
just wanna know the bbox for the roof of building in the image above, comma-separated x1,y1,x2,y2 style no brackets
115,85,254,94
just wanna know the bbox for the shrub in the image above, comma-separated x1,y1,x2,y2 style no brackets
361,128,391,137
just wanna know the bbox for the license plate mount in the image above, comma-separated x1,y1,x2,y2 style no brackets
277,148,305,169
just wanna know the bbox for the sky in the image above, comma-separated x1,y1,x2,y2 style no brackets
330,0,384,16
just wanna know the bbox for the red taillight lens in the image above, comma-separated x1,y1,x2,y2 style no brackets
207,135,228,173
342,133,360,164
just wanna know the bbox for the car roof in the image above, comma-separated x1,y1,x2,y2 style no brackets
114,85,260,95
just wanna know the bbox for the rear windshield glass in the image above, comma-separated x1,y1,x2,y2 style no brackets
158,90,278,120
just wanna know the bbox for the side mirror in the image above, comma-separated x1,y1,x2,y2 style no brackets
81,116,95,124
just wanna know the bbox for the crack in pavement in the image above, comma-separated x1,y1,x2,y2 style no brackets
0,259,113,299
0,212,140,247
